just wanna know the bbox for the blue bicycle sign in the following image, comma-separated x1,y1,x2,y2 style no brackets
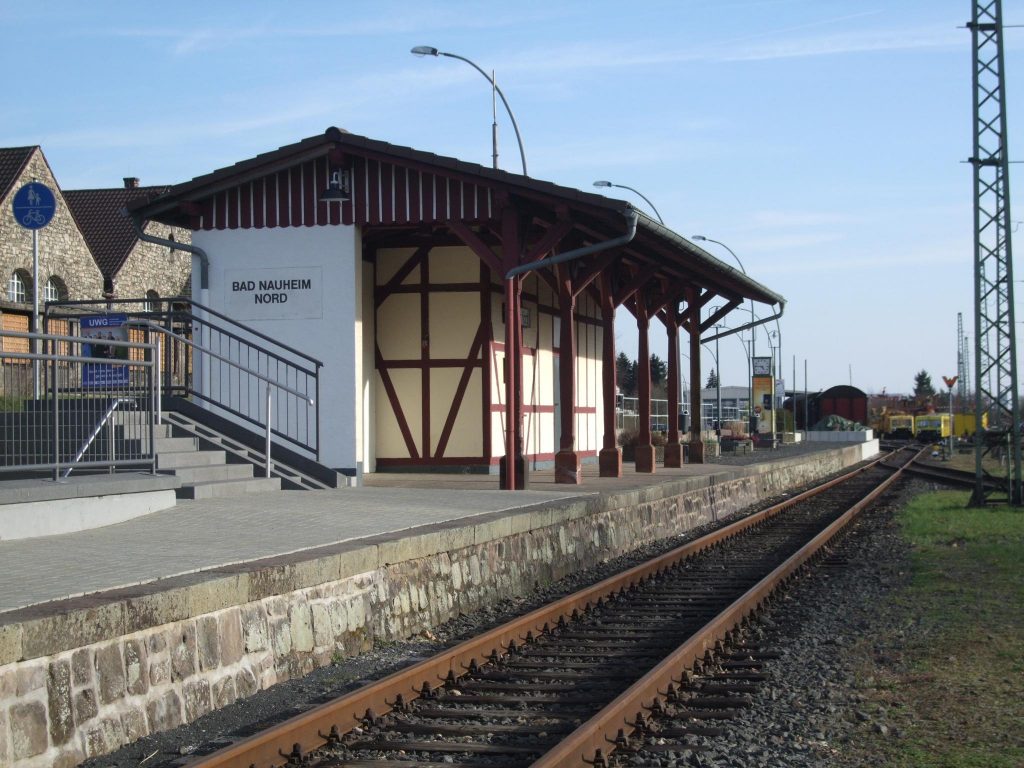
12,182,56,230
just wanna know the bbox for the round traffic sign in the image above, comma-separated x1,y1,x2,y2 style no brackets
12,182,56,230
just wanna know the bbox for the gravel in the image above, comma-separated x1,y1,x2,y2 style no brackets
84,450,911,768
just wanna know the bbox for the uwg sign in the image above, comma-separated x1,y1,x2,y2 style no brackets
225,267,323,320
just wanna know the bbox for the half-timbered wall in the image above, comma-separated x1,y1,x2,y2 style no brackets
489,275,604,468
375,246,487,467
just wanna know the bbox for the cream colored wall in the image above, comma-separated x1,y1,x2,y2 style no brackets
375,246,483,462
488,274,605,461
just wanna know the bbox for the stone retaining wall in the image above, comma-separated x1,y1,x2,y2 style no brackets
0,445,870,767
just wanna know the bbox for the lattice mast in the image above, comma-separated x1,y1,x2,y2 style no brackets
969,0,1022,505
957,312,968,407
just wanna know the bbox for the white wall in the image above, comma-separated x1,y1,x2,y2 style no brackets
192,226,359,470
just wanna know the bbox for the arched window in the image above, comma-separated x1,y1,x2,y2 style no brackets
143,289,160,313
7,271,30,303
43,276,67,304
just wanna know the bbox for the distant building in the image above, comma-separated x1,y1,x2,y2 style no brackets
0,146,191,340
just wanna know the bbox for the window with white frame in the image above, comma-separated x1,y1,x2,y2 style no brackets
7,271,29,303
43,276,66,303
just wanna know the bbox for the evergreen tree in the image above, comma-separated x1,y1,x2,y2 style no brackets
649,354,667,386
913,370,936,398
706,368,720,388
616,352,637,396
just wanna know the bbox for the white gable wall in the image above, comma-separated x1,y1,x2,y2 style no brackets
191,225,362,471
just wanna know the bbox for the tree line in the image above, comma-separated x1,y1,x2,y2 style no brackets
615,352,719,398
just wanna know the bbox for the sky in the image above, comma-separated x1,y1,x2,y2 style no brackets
3,0,1022,396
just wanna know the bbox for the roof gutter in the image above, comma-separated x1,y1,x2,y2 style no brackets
504,209,639,279
122,208,209,290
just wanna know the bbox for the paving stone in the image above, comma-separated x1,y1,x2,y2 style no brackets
212,674,237,709
123,638,148,696
146,690,183,733
149,656,170,687
52,748,87,768
0,667,15,698
120,705,148,744
16,663,44,695
311,602,333,648
196,615,220,671
170,623,197,682
95,643,126,705
269,615,291,658
10,700,47,759
234,665,259,698
219,609,243,666
182,678,212,722
74,688,98,724
71,648,92,687
241,605,268,653
84,716,124,759
0,707,8,765
47,658,74,746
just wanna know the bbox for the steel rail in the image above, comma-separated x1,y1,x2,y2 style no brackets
532,445,926,768
184,449,912,768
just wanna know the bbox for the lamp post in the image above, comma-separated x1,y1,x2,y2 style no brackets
592,181,664,224
692,235,756,433
411,46,528,176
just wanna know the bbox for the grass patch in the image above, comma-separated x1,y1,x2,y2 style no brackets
845,491,1024,766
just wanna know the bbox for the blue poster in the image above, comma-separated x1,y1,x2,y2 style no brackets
81,314,130,387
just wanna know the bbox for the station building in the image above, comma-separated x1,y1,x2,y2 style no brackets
128,127,784,487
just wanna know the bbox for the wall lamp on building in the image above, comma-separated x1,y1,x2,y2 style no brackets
320,169,351,202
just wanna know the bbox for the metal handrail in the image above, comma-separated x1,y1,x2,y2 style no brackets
1,330,159,479
139,321,313,477
138,322,313,404
47,296,323,369
63,398,136,478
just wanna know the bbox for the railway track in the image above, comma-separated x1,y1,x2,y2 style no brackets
179,447,924,768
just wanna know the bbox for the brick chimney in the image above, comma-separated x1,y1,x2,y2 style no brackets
123,177,140,189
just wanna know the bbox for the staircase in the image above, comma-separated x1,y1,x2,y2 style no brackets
161,409,346,492
153,422,281,499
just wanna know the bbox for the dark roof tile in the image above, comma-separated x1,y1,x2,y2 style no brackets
0,147,37,201
63,186,170,278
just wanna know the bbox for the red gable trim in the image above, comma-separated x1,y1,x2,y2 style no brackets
195,156,494,231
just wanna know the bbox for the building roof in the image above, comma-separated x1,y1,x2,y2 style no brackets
63,186,170,279
0,147,37,202
130,127,785,313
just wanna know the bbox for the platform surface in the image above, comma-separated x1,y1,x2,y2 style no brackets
0,443,835,614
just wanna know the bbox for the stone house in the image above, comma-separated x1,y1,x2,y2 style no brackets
0,146,103,340
63,179,192,306
0,146,191,346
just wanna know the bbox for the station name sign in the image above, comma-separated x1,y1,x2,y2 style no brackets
225,266,323,320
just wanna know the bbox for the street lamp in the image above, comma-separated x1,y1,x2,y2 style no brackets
695,235,757,431
592,181,664,224
411,45,528,176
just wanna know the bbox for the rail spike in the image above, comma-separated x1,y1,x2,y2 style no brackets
280,743,303,765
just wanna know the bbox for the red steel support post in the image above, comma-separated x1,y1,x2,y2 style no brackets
664,313,682,467
687,287,705,463
555,268,580,483
598,273,622,476
635,294,656,473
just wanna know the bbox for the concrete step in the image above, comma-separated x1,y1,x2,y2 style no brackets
156,449,227,469
176,476,281,499
153,436,199,453
160,463,254,484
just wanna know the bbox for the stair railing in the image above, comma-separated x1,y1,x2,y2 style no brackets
62,398,139,478
140,322,314,478
0,329,158,479
44,297,322,460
